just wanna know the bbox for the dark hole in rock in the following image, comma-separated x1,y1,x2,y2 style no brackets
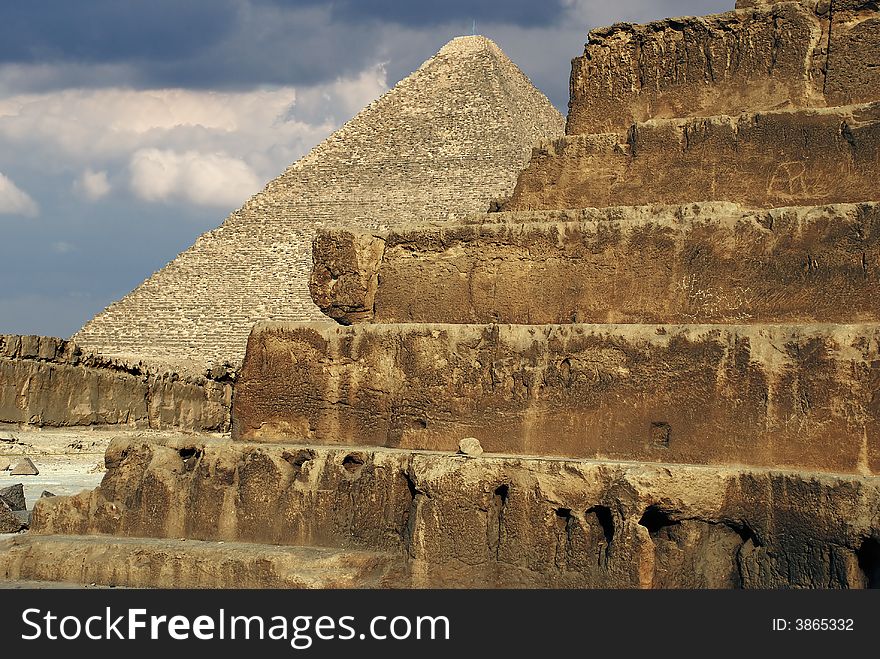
638,505,678,536
282,449,315,470
649,422,671,448
178,447,200,460
727,521,762,547
404,471,418,500
342,453,366,472
178,447,202,471
413,418,427,429
494,484,509,505
857,537,880,589
587,505,614,546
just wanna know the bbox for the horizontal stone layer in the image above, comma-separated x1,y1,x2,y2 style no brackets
508,102,879,211
569,1,879,134
233,322,880,474
0,335,232,432
24,439,880,588
0,535,400,589
310,202,880,325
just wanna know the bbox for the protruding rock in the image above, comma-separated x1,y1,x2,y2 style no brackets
0,484,26,511
9,458,39,476
0,458,10,471
458,438,484,457
0,499,26,533
40,491,55,499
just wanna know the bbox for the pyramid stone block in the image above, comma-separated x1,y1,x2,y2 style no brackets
72,37,564,370
507,102,879,211
233,322,880,474
569,1,880,135
311,202,880,326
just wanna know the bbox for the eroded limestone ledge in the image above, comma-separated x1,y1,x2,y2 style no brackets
0,536,401,589
27,438,880,588
508,102,879,211
233,322,880,474
310,202,880,326
0,335,232,432
569,1,880,134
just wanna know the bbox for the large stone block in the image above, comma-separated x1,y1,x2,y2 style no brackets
0,336,233,431
233,322,880,474
507,102,880,211
570,1,879,135
24,438,880,588
311,203,880,326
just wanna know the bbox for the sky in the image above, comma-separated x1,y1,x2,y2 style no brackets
0,0,732,338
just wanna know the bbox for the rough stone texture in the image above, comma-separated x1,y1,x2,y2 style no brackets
507,102,880,211
233,322,880,474
0,499,25,534
311,202,880,326
72,37,564,370
569,1,880,135
0,484,26,511
0,536,401,589
9,458,38,476
458,438,484,457
0,335,232,431
24,438,880,588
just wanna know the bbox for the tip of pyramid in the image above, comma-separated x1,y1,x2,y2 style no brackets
437,35,502,57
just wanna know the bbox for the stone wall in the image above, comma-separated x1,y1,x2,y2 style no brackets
0,335,232,432
507,102,879,211
310,202,880,326
29,437,880,588
568,1,880,135
233,322,880,474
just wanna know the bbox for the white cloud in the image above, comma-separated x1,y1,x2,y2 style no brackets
0,172,39,217
73,168,111,200
129,148,263,207
0,65,389,212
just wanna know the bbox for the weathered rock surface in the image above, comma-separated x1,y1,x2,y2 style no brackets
0,335,232,431
0,484,25,511
569,1,880,135
72,37,564,370
311,203,880,325
508,102,879,211
24,438,880,588
458,438,484,457
233,322,880,474
0,499,26,534
0,535,402,589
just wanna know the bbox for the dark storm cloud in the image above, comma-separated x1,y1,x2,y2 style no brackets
0,0,239,64
258,0,568,26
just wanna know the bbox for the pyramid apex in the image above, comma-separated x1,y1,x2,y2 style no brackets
436,35,502,57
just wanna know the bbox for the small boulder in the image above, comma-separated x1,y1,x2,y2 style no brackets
458,437,484,457
0,483,26,511
40,491,56,499
10,457,39,476
0,498,26,533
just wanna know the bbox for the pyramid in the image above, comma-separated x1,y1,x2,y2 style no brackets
72,36,564,370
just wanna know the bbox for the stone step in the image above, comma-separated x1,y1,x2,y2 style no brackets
24,439,880,588
234,321,880,475
310,202,880,325
0,535,403,589
569,0,879,134
507,102,879,211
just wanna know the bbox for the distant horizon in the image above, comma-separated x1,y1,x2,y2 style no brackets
0,1,733,338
